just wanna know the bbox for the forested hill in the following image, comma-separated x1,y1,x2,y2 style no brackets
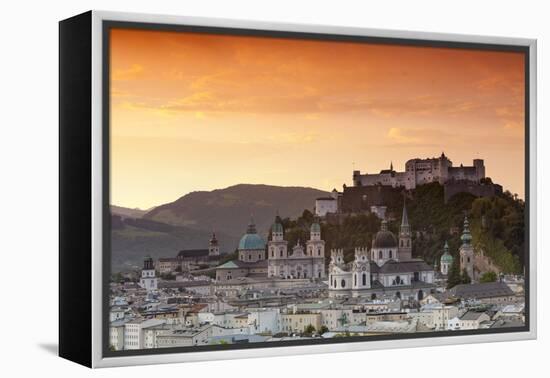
282,182,524,274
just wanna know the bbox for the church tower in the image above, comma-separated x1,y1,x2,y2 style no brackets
139,256,158,292
267,214,288,278
208,231,220,256
459,216,475,282
398,201,412,261
352,247,371,292
307,219,326,278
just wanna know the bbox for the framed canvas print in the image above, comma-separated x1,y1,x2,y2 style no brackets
59,10,537,368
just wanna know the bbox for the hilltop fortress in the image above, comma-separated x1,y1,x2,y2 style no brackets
316,153,502,216
352,152,485,190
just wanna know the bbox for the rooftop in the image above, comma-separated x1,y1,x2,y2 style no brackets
449,282,514,299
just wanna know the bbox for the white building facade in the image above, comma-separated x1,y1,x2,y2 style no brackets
267,217,325,279
328,204,435,300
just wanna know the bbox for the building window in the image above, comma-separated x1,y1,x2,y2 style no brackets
341,279,346,288
362,273,367,286
389,250,393,259
379,251,383,259
354,274,357,286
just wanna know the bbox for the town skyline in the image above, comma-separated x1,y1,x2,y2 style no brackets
110,28,525,209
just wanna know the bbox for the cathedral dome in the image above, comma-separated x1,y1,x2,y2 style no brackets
373,231,398,249
373,220,398,249
238,218,266,250
238,233,266,250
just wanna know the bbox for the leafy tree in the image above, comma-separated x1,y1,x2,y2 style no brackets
319,325,329,335
480,271,498,283
461,268,472,284
304,324,316,336
446,259,462,289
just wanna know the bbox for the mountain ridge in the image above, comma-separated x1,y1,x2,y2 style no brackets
142,183,330,238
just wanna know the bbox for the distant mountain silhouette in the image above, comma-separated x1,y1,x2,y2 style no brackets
110,215,239,271
110,205,149,219
143,184,329,239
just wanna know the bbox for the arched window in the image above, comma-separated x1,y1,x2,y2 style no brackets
271,249,274,257
333,279,337,288
362,273,367,286
379,251,383,259
258,253,261,260
341,279,346,288
318,271,321,278
389,250,393,259
396,292,401,299
354,274,357,286
280,249,283,257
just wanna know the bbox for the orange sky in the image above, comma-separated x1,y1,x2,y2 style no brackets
110,28,525,209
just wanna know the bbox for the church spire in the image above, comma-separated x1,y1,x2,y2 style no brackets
401,199,409,228
246,215,257,234
390,161,394,171
461,215,472,245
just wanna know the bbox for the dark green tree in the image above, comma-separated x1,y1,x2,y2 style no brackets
479,271,498,283
304,324,316,336
461,268,472,284
319,325,329,335
446,259,462,289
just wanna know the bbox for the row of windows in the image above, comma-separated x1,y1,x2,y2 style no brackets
270,248,323,257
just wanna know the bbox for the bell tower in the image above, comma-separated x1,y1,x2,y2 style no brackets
459,216,475,282
208,231,220,256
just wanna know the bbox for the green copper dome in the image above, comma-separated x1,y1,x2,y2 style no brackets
271,215,283,233
441,241,453,263
238,219,266,250
311,221,321,233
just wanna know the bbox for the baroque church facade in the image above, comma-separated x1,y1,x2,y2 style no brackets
328,204,435,300
267,216,326,279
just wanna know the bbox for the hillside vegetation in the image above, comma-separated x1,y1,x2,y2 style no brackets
281,183,524,273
